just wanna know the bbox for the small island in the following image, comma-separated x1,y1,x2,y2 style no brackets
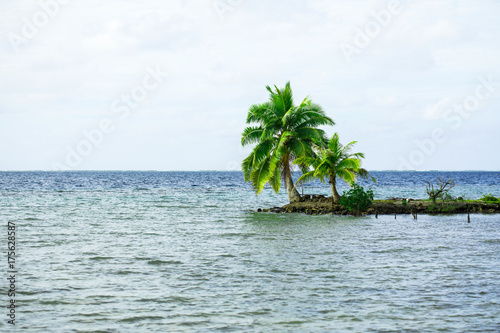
242,82,500,216
259,196,500,216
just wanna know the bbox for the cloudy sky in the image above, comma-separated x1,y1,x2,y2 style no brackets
1,0,499,171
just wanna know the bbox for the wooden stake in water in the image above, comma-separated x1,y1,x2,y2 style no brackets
467,204,470,223
395,212,397,219
375,210,378,219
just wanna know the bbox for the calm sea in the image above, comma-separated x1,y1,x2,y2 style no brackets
1,171,499,332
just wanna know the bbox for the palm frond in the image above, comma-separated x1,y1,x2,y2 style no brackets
249,156,271,194
313,159,332,177
252,139,275,167
295,170,317,186
336,168,357,185
261,122,281,141
357,168,376,182
337,158,361,171
281,106,297,128
268,138,285,178
246,102,277,125
296,116,336,129
268,162,282,193
297,96,312,109
340,141,358,155
241,152,255,181
268,85,287,118
280,81,294,115
328,133,341,153
350,152,365,159
287,137,311,160
241,126,264,146
298,163,311,176
293,155,317,167
294,105,334,125
295,127,325,143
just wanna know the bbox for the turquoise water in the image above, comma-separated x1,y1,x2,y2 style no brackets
1,172,499,332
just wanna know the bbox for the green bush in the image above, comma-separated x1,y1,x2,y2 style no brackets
427,203,438,213
442,193,457,202
340,183,374,215
480,193,498,202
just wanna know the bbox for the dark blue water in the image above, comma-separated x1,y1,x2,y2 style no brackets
0,171,498,200
0,171,498,191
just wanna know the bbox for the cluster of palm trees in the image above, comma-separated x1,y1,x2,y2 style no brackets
241,82,374,203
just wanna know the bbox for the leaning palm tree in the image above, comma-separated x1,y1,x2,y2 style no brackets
294,133,375,203
241,82,335,203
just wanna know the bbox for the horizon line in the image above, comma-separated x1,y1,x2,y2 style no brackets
0,169,499,172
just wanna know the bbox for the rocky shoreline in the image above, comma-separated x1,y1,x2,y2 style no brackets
258,195,500,215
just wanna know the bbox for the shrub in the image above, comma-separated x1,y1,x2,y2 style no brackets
426,177,455,203
427,203,438,213
481,193,499,203
340,183,374,215
442,193,457,202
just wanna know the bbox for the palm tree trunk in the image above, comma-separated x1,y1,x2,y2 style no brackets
284,159,300,203
330,175,341,203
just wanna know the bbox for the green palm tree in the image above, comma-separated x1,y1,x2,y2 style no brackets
241,82,335,202
294,133,374,203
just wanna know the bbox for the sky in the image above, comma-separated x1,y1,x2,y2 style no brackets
1,0,499,171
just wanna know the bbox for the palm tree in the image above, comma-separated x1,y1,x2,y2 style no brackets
241,82,335,202
294,133,374,203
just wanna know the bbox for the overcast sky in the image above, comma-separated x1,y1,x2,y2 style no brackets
1,0,499,171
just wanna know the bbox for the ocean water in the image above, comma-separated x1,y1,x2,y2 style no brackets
1,171,499,332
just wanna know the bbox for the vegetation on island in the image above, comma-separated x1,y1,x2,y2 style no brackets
241,82,334,202
241,82,372,205
425,177,455,203
250,165,499,216
260,192,500,216
339,183,374,216
294,133,375,204
479,193,500,204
